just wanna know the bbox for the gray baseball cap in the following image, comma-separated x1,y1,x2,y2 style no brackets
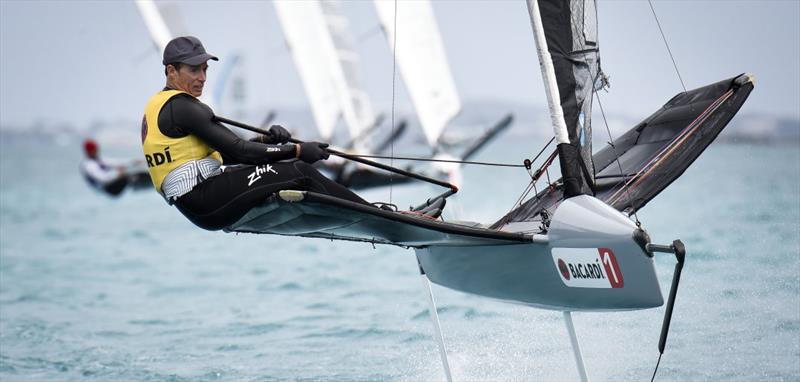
162,36,219,66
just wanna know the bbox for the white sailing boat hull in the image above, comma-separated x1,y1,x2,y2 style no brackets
415,195,664,311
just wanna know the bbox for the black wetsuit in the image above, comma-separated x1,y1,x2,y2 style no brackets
159,91,368,230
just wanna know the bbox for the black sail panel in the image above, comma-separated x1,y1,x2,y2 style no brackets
539,0,603,194
494,73,754,227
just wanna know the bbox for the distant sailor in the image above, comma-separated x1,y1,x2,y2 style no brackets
141,36,374,230
80,139,150,197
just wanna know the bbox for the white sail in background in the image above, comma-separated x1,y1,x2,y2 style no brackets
134,0,189,53
275,0,377,151
135,0,171,53
320,1,378,152
374,0,461,147
135,0,220,108
274,0,340,141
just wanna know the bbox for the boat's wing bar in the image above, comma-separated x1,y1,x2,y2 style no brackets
494,73,755,226
224,191,531,248
374,120,408,155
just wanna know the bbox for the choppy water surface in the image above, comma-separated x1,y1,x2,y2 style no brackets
1,136,798,381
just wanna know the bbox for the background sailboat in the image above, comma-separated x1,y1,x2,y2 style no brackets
274,0,414,190
272,0,341,146
373,0,514,186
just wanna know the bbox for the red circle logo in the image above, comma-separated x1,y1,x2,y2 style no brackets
140,115,148,144
558,259,570,280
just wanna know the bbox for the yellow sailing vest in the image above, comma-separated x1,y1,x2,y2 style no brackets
141,90,223,194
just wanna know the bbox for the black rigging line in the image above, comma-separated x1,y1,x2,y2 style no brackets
388,0,398,204
215,115,456,190
648,0,687,93
529,137,556,169
349,154,526,168
595,92,641,226
504,138,557,217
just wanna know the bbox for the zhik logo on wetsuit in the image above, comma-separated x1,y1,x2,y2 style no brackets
247,165,278,186
551,248,624,288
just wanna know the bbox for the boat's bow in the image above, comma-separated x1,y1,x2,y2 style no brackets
417,195,663,311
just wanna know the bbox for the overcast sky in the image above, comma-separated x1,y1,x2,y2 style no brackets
1,0,798,130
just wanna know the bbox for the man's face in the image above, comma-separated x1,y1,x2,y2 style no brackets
169,62,208,97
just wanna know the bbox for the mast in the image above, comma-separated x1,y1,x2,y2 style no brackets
527,0,600,382
526,0,602,198
527,0,570,145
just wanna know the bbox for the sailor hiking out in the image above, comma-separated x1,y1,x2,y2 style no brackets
141,36,377,230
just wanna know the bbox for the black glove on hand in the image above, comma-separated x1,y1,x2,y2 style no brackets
268,125,291,144
298,142,330,164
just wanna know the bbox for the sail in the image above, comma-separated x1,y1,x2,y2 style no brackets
275,1,378,150
319,1,378,152
529,0,604,196
373,0,461,147
135,0,171,52
134,0,189,53
495,74,754,225
135,0,226,109
274,0,341,140
212,53,242,114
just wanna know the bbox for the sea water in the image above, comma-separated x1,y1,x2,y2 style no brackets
1,135,798,381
